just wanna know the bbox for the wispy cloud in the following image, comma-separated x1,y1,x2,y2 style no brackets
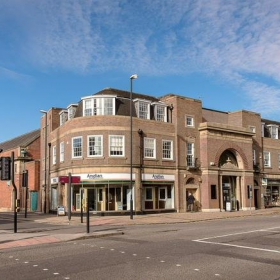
1,0,280,118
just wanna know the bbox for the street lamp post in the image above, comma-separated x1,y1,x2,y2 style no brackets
130,74,138,219
40,110,47,214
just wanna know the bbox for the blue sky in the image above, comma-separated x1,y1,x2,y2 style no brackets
1,0,280,142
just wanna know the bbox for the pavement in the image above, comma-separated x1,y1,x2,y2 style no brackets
0,207,280,251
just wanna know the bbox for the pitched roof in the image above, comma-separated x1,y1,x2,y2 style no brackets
0,129,40,152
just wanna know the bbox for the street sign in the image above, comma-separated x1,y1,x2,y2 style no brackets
59,176,80,184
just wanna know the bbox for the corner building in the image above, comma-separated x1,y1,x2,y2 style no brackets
41,88,280,214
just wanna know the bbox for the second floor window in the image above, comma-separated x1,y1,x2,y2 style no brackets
155,105,166,122
138,101,150,119
88,135,103,157
144,138,156,158
109,135,124,156
60,142,64,162
53,146,56,165
83,97,115,116
268,125,279,139
187,143,195,167
162,140,173,160
263,151,271,167
72,137,82,158
186,116,194,127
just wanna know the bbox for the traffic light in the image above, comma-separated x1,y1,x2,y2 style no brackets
0,157,11,181
22,170,28,187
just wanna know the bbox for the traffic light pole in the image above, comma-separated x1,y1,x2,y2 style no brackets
11,152,17,233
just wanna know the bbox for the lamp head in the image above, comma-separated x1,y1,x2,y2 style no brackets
40,110,47,114
130,74,138,80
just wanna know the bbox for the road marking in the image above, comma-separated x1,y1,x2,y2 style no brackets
194,240,280,254
193,226,280,242
24,261,29,264
176,264,181,267
33,265,38,267
100,247,104,249
160,260,165,263
194,268,199,271
9,256,13,258
15,259,19,261
133,254,137,256
65,278,70,280
146,257,150,259
43,268,48,271
110,249,115,251
53,272,59,275
120,251,125,254
215,274,220,276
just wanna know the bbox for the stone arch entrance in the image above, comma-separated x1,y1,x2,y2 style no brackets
219,150,242,211
185,177,200,212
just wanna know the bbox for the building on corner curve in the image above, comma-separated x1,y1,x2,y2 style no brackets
41,88,280,214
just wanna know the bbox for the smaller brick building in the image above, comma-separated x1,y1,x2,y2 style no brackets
0,129,41,212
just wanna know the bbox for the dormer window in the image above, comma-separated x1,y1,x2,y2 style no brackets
82,96,116,116
67,104,78,120
267,124,279,139
134,99,150,120
59,110,68,126
153,103,167,122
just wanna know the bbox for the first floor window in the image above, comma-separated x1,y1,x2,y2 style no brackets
53,146,56,165
88,135,103,157
109,135,124,156
263,151,271,167
144,138,156,158
187,143,195,167
72,137,82,158
162,140,173,160
60,142,64,162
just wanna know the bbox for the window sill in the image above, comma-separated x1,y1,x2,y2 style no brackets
86,156,105,159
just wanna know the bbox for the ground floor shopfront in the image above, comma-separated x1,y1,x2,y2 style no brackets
264,179,280,208
50,173,175,214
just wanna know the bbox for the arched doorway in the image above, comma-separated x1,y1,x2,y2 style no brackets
219,150,240,211
185,178,200,212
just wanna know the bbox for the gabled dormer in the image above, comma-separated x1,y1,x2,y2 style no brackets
67,104,78,120
59,110,68,126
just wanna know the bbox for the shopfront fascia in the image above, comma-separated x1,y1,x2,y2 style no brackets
141,174,175,211
67,173,135,212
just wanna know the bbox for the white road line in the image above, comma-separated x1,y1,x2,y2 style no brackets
193,226,280,242
176,264,181,267
194,268,200,271
133,254,137,256
53,272,59,275
24,261,29,264
120,251,125,254
33,265,38,267
110,249,115,251
9,256,13,258
195,239,280,254
43,268,48,271
160,260,165,263
146,257,150,259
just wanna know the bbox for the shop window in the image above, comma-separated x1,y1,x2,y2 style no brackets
116,188,121,202
167,186,172,199
211,185,217,199
109,135,125,156
146,188,153,200
159,188,166,200
98,189,103,201
72,136,82,158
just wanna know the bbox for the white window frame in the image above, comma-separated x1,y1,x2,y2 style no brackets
67,104,78,120
82,96,116,116
153,104,167,122
87,135,103,157
249,126,256,133
261,123,265,137
53,146,56,165
263,151,271,168
144,138,156,159
135,100,151,120
109,135,125,157
187,142,195,167
267,125,279,139
162,140,173,160
59,110,68,126
186,116,194,127
72,136,83,158
60,142,64,162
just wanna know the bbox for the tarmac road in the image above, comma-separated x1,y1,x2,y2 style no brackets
1,214,280,280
